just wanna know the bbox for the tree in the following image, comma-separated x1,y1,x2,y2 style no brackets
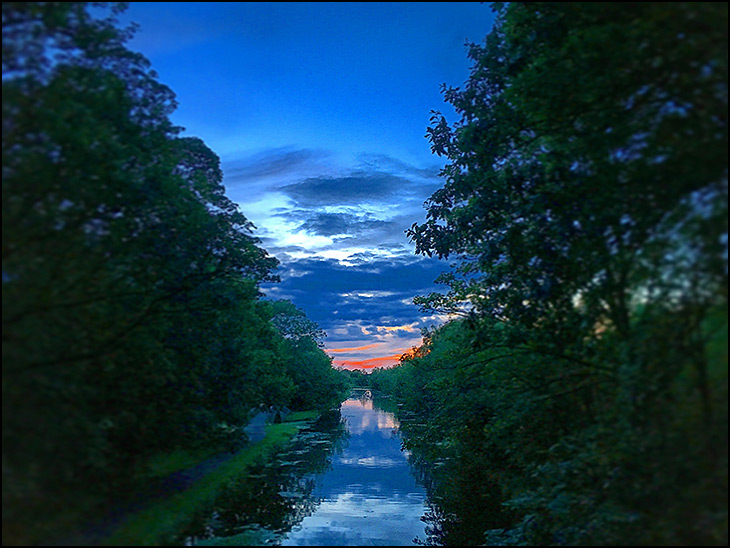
396,3,728,545
266,300,347,409
2,4,285,542
270,300,327,346
409,4,728,437
411,2,727,351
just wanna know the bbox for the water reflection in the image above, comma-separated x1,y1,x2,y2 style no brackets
182,409,347,546
395,413,509,546
281,398,428,546
182,399,428,546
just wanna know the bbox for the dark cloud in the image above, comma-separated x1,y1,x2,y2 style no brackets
375,242,412,253
276,255,441,288
299,213,351,236
259,207,417,256
223,150,441,249
298,212,392,237
220,148,452,346
263,255,449,340
259,240,308,255
280,172,411,207
224,147,329,184
356,152,441,181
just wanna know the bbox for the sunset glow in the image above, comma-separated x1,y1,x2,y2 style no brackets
333,353,406,370
331,346,422,370
327,343,383,353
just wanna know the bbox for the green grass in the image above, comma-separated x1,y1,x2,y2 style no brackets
286,409,319,422
105,413,318,546
140,447,219,480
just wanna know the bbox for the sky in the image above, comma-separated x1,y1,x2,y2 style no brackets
121,2,497,369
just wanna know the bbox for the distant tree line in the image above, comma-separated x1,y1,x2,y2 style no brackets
373,3,727,545
2,3,346,542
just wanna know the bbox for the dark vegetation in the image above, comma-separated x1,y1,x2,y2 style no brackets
3,2,727,546
372,3,728,545
2,3,346,544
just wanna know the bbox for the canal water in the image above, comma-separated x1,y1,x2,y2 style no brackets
182,396,429,546
280,397,429,546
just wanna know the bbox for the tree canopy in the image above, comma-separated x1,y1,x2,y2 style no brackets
2,4,346,543
374,3,728,545
411,2,727,343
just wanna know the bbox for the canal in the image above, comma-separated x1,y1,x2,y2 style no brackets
182,396,429,546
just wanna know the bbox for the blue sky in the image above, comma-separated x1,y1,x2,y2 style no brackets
122,2,497,368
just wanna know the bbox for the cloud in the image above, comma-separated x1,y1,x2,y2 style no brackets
328,343,383,353
221,148,442,264
280,172,410,207
297,212,391,237
375,323,420,334
355,152,441,181
262,254,448,369
224,147,329,183
267,255,447,311
333,352,410,370
224,147,453,364
339,290,399,299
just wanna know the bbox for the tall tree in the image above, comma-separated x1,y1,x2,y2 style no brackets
2,4,286,542
398,3,728,545
411,2,727,350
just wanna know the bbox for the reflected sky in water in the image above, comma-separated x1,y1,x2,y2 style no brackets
281,398,428,546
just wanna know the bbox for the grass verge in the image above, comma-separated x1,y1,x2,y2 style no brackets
140,447,220,480
105,413,317,546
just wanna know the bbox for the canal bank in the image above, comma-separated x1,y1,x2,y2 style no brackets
99,410,320,546
94,396,430,546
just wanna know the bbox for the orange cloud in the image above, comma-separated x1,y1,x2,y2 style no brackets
333,348,413,370
327,343,382,353
377,323,419,333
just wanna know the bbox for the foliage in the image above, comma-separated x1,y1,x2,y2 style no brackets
339,368,374,389
2,3,344,544
411,2,727,350
377,311,727,545
106,418,307,546
378,3,727,546
266,299,349,410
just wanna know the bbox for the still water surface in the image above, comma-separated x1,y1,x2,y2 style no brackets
280,397,428,546
182,397,429,546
